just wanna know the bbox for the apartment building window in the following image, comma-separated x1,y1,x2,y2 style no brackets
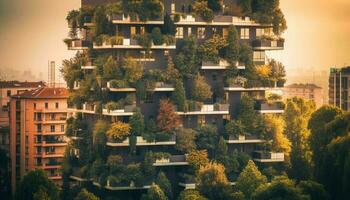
50,125,55,133
45,102,48,109
37,124,42,133
188,27,192,37
240,28,249,39
198,116,206,126
7,90,11,97
256,28,264,37
253,51,265,62
55,102,59,109
16,100,21,109
197,27,205,39
171,3,175,14
140,26,145,34
212,27,217,35
50,114,56,120
33,103,36,109
176,27,184,38
131,26,136,36
37,113,42,121
61,125,65,132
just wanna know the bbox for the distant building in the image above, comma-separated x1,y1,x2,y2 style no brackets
283,83,323,108
329,67,350,111
0,81,45,151
9,87,68,191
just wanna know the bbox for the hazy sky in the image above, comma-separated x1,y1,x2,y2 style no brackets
0,0,349,81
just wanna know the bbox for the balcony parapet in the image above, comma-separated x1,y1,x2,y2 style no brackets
253,151,285,162
112,14,164,24
175,15,269,26
102,105,136,116
153,155,189,166
255,100,285,114
107,135,176,147
107,81,174,92
176,104,229,115
201,60,245,70
252,38,284,50
226,135,265,144
93,181,151,191
65,39,90,50
93,38,176,50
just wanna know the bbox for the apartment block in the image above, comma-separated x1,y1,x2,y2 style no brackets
283,83,323,108
0,81,45,151
9,87,68,191
329,67,350,111
64,0,287,197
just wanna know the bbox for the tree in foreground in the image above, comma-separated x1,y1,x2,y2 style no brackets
178,190,208,200
297,180,330,200
236,160,267,199
155,172,173,200
141,184,167,200
252,176,309,200
196,162,233,200
74,189,99,200
15,170,58,200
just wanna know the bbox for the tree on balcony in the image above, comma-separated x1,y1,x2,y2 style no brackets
175,37,200,78
237,0,252,16
93,6,115,37
155,172,173,199
215,137,229,166
176,128,196,153
269,59,286,87
192,75,213,102
103,56,121,81
157,99,180,132
151,27,164,45
92,120,108,159
15,170,58,200
198,34,226,63
74,189,99,200
172,79,186,112
162,13,176,35
123,57,144,84
130,108,145,136
61,52,86,89
142,184,167,200
187,150,210,172
193,1,214,22
196,125,217,157
106,121,131,142
225,120,246,138
236,160,267,199
225,26,240,66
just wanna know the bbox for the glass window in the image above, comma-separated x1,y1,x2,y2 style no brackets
130,26,136,36
253,51,265,62
50,125,55,133
140,26,145,34
7,90,11,97
188,27,192,37
33,103,36,109
37,124,42,133
171,3,175,13
61,125,65,132
55,102,59,109
256,28,264,37
222,28,228,38
197,27,205,39
45,102,48,109
176,27,184,38
240,28,249,39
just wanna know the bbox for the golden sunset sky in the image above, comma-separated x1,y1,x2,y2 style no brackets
0,0,349,82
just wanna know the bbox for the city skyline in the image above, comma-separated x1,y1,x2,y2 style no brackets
0,0,349,82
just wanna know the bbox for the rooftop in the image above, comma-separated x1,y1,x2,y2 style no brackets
12,87,68,99
285,83,322,89
0,81,45,88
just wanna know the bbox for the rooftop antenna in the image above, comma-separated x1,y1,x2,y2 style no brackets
48,61,55,88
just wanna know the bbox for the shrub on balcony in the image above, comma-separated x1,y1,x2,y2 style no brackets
107,155,123,175
105,3,122,17
151,27,163,45
142,184,167,200
109,79,129,88
106,121,131,142
173,13,181,23
196,125,218,157
123,57,144,84
105,101,119,112
93,6,115,37
138,0,164,22
157,99,181,132
155,172,173,199
174,37,200,78
93,120,108,159
125,163,143,186
186,100,203,112
192,75,213,102
178,190,207,200
193,1,214,22
133,33,152,51
153,152,171,160
162,35,175,45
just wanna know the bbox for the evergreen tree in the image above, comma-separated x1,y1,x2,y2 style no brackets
74,189,99,200
155,172,173,199
225,25,240,66
172,79,186,112
236,160,267,199
178,190,208,200
142,184,167,200
130,108,145,136
162,13,176,35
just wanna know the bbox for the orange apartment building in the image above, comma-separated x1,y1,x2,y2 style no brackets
283,83,324,108
0,81,45,151
9,87,68,191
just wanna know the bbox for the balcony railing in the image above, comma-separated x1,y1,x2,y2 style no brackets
112,14,164,24
153,155,188,166
176,15,265,26
253,151,285,162
102,105,136,116
107,135,176,147
177,104,229,115
107,81,174,92
201,60,245,70
66,39,91,50
252,39,284,50
93,38,176,49
255,101,285,114
226,135,265,144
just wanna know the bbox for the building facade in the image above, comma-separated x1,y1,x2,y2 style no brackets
283,83,323,108
0,81,45,151
329,67,350,111
9,87,68,191
63,0,286,198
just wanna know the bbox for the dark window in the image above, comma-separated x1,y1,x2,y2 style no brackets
45,102,48,109
55,102,59,109
37,124,42,133
34,103,36,109
50,125,55,132
61,125,65,132
7,90,11,97
16,101,21,109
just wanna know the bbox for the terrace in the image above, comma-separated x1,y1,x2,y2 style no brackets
201,60,245,70
112,14,163,24
176,104,229,115
107,135,176,147
252,38,284,50
93,38,176,50
255,101,285,114
66,39,90,50
226,135,265,144
253,151,285,163
175,15,267,26
152,155,189,166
